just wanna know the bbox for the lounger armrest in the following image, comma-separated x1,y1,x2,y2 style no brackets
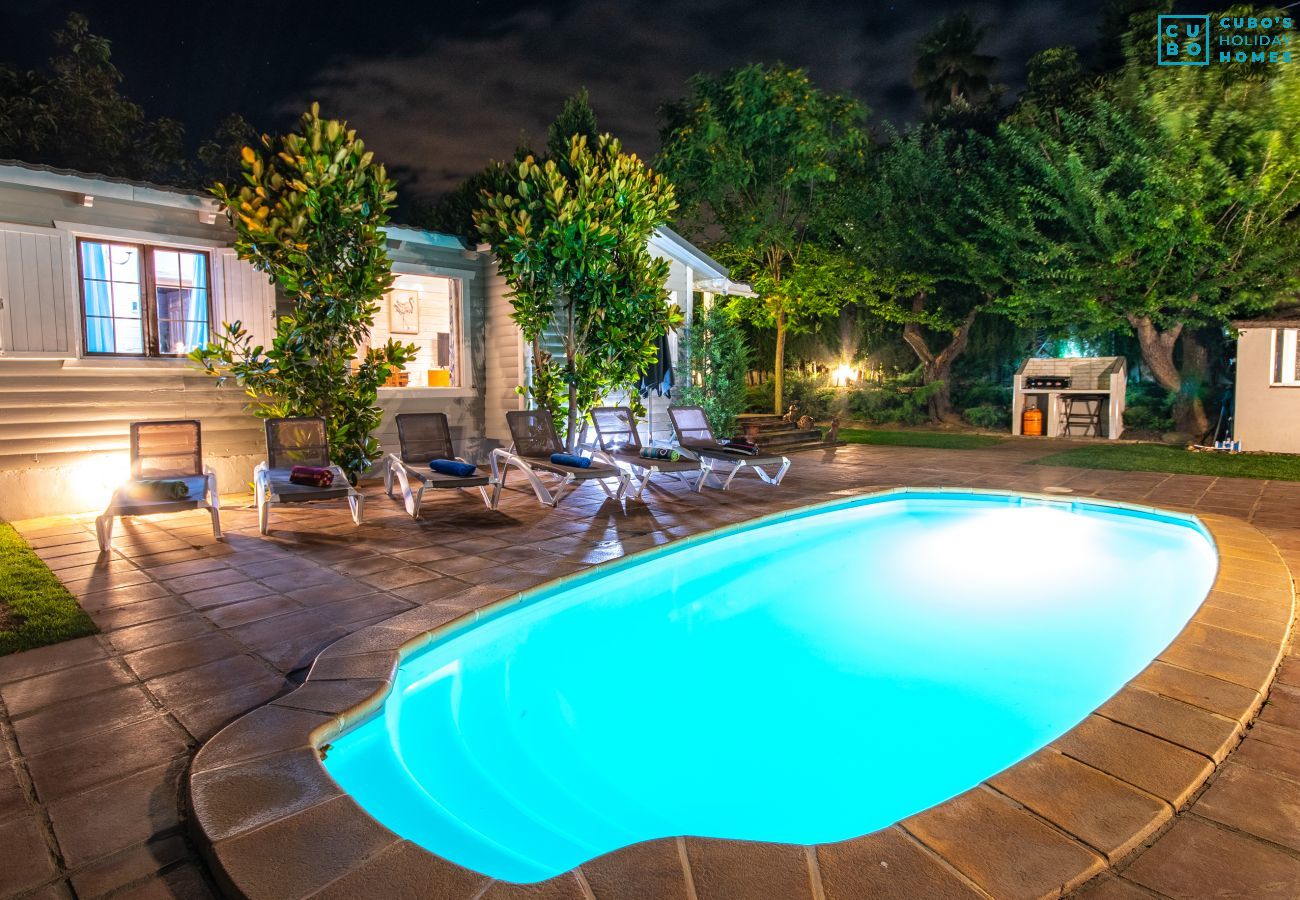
203,464,220,506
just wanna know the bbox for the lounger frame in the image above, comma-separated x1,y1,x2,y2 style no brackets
587,406,706,499
668,406,791,491
255,417,363,534
96,419,222,551
385,412,499,517
490,410,629,507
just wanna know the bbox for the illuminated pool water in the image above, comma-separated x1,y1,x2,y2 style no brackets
323,490,1218,883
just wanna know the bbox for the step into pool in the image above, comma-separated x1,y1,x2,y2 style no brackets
323,489,1218,883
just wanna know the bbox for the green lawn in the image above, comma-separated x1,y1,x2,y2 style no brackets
1032,443,1300,481
0,522,97,656
838,428,1007,450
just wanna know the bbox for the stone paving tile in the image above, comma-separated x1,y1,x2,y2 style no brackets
1193,762,1300,852
0,636,105,685
1097,687,1243,763
0,813,59,897
1053,715,1215,807
1123,817,1300,899
817,827,984,900
988,748,1170,862
0,657,135,718
106,615,215,654
67,833,192,898
10,684,159,756
145,655,276,708
46,758,186,868
123,633,244,681
25,715,189,804
905,786,1104,898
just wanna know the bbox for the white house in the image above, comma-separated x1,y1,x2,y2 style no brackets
1233,307,1300,454
0,162,745,520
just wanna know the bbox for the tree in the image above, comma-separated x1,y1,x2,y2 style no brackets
195,114,260,187
673,299,752,437
474,133,681,449
0,14,189,183
912,13,1000,120
191,104,414,481
830,127,1026,423
657,63,869,413
1001,48,1300,434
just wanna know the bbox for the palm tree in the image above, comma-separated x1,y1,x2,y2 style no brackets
912,13,998,117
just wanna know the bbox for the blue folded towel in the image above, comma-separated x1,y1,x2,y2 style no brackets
430,459,477,477
549,453,591,469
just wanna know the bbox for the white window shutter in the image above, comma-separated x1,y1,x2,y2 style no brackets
213,250,276,350
0,226,74,355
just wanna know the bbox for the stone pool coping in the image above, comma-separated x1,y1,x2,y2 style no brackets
187,488,1296,900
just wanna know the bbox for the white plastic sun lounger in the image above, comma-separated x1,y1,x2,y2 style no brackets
490,409,629,508
587,406,706,499
255,417,363,534
96,419,222,551
384,412,499,517
668,405,791,491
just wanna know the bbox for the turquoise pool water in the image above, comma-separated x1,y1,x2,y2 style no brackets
324,490,1218,883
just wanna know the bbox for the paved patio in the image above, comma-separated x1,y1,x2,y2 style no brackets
0,440,1296,899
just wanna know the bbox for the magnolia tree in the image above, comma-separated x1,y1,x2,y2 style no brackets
191,104,413,480
474,133,680,449
657,63,869,414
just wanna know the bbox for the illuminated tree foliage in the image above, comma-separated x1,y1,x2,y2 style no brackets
1002,29,1300,434
192,104,413,480
474,133,680,449
657,63,869,414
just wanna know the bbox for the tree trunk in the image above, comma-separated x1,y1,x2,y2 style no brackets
565,304,578,451
1127,315,1207,436
773,310,787,416
1177,330,1212,439
900,294,980,425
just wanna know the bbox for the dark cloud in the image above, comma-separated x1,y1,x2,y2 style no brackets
0,0,1105,199
291,0,1103,198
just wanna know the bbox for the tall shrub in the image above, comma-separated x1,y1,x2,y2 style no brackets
673,301,751,437
191,104,413,481
474,134,680,449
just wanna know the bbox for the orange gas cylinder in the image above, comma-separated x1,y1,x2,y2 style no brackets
1022,406,1044,436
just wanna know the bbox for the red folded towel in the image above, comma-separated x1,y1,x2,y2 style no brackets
289,465,334,487
724,439,759,455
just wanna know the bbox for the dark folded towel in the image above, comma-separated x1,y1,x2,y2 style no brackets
549,453,591,469
430,458,477,477
722,440,759,456
639,446,681,461
127,479,190,501
289,465,334,487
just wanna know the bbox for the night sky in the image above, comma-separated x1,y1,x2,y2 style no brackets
0,0,1107,199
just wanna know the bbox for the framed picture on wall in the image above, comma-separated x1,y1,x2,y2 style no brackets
389,290,419,334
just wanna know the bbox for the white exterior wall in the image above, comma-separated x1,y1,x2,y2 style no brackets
1234,326,1300,453
481,256,526,446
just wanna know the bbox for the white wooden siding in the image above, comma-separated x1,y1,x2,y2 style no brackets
214,250,276,349
482,261,525,442
0,226,73,355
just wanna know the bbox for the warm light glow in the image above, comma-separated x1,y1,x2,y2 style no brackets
68,453,131,512
831,363,856,387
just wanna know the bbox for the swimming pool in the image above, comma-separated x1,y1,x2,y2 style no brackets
323,490,1218,884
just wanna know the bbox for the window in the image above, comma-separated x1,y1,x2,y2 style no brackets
78,239,211,356
368,274,463,387
1273,328,1300,385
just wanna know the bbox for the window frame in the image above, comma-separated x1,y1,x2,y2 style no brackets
376,271,469,391
1271,327,1300,387
76,237,214,359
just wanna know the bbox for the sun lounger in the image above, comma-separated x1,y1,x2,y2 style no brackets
490,410,629,507
385,412,499,517
668,405,790,491
588,406,705,499
95,419,221,551
255,417,363,534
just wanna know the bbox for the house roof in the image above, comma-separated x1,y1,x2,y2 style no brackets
0,158,468,246
1234,305,1300,328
